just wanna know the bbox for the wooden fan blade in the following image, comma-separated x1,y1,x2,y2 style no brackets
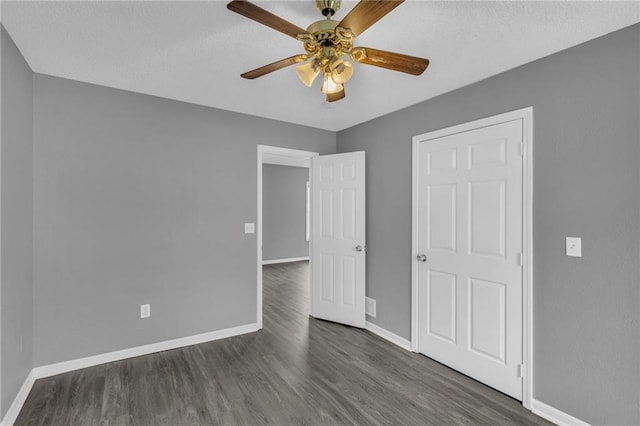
326,88,346,103
337,0,404,38
353,47,429,75
227,0,308,39
241,55,308,79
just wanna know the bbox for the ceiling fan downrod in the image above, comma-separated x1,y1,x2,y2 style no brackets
316,0,341,17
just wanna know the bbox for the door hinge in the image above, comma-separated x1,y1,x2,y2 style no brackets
516,140,524,157
516,252,523,267
517,364,524,378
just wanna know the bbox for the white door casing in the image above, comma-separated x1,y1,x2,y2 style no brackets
310,152,366,328
413,112,530,401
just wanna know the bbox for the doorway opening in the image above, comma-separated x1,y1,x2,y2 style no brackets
262,164,310,266
256,145,318,329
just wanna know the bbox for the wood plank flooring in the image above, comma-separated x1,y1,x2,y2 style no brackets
16,261,550,425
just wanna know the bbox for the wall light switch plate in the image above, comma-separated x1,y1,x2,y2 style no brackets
566,237,582,257
244,223,255,234
140,304,151,318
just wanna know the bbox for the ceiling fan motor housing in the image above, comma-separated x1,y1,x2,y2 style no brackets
301,19,353,59
306,18,339,34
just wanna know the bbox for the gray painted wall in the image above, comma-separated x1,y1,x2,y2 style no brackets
4,16,638,425
1,26,34,417
32,74,335,366
262,165,309,261
336,24,640,424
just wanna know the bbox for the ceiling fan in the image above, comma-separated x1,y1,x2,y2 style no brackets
227,0,430,103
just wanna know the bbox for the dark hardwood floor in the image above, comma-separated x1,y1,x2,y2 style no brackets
16,261,549,425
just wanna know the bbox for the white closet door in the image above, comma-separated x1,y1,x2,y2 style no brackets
417,119,523,399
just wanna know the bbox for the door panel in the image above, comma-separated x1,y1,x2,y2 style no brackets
427,270,457,343
321,255,334,302
417,119,523,399
469,180,506,257
469,277,506,362
428,184,457,252
311,152,366,328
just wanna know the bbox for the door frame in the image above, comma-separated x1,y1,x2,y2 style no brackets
410,107,534,409
256,145,319,329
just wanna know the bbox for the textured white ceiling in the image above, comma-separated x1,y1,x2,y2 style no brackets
2,1,639,131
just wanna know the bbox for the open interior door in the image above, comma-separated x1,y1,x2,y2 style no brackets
310,152,366,328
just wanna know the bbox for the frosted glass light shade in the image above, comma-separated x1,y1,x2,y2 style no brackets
296,60,321,87
330,58,354,84
320,73,343,94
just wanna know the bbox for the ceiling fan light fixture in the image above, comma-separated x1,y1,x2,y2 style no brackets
320,72,343,94
295,60,321,87
330,57,354,84
227,0,430,103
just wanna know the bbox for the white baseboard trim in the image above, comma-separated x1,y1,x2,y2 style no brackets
34,322,258,379
1,370,36,426
0,323,258,426
365,321,412,352
532,399,590,426
262,256,309,265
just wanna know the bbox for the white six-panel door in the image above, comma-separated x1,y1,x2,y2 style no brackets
310,152,366,328
416,119,524,399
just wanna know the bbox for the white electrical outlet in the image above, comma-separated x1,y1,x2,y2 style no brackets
366,297,377,317
244,223,255,234
140,304,151,318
